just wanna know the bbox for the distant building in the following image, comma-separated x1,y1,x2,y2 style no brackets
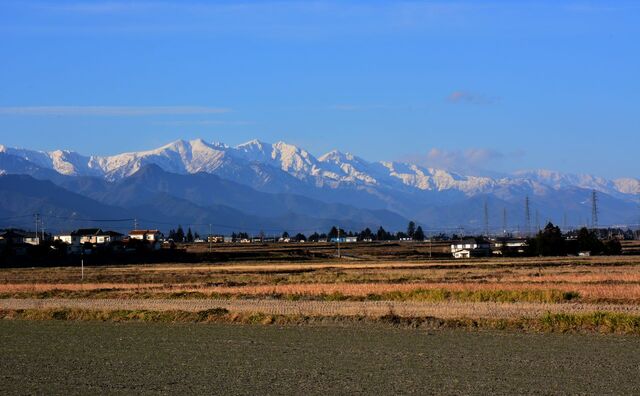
54,231,82,246
208,235,225,243
492,239,528,255
0,229,27,245
75,228,104,244
99,231,124,244
23,232,46,246
129,230,163,242
55,229,123,246
451,238,492,259
330,237,357,243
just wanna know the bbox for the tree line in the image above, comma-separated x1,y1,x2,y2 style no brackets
167,221,427,242
523,222,622,256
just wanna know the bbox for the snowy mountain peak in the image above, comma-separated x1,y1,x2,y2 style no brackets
0,138,637,202
236,139,267,151
319,150,353,163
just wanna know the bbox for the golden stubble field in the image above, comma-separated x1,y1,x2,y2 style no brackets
1,255,640,321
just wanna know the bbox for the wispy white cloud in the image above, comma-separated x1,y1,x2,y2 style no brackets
563,3,640,13
0,106,231,116
7,1,501,37
447,91,498,105
154,119,254,126
402,148,524,173
34,2,156,14
330,104,427,111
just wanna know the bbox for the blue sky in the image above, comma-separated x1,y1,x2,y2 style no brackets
0,0,638,178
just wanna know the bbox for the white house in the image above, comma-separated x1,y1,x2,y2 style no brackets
451,238,492,259
56,229,123,246
96,231,124,244
493,239,528,255
54,232,81,246
23,232,42,246
129,230,163,242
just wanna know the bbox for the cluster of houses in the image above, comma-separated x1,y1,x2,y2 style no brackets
450,238,528,258
0,227,565,259
0,228,164,255
206,235,360,244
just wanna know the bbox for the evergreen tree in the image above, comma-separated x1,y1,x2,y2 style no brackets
282,231,290,239
576,227,604,255
604,239,622,255
176,226,185,243
186,227,194,243
376,226,388,241
528,222,566,256
414,226,425,241
359,227,374,241
407,221,416,238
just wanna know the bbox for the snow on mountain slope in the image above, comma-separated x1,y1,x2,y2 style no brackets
614,178,640,195
1,139,637,200
512,170,638,198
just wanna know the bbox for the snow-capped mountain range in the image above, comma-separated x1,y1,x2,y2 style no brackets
1,138,637,197
0,138,638,231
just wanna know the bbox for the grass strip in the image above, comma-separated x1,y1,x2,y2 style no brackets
0,288,581,303
1,308,639,334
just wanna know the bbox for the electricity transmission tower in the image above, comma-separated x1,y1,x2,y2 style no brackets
502,207,507,236
483,200,489,237
591,190,599,230
524,196,531,237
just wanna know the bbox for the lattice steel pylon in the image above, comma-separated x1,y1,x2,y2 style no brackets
591,190,599,230
524,196,531,237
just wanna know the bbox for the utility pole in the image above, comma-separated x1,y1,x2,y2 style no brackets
34,213,40,245
134,218,138,230
208,224,212,254
337,226,341,258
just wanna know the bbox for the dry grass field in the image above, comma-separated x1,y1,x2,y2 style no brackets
2,250,640,332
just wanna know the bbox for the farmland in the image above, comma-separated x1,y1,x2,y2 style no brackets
2,320,640,394
1,251,640,331
2,247,640,393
